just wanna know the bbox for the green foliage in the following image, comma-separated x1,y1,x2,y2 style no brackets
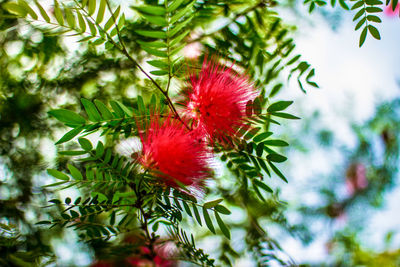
0,0,394,265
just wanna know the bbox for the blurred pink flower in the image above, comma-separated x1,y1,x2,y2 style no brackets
384,3,400,17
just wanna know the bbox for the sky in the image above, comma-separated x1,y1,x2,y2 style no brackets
276,5,400,264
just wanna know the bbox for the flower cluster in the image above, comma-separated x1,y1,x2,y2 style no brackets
138,59,257,189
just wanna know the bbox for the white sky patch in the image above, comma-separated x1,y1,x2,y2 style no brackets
276,7,400,263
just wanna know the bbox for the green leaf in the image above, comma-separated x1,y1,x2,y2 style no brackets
351,1,364,10
96,0,106,23
67,164,83,180
149,70,167,76
132,5,166,16
35,1,50,22
267,153,287,163
359,26,368,47
365,7,383,12
167,0,185,12
355,17,366,30
4,2,27,17
257,158,271,176
55,126,84,145
95,141,105,158
214,211,230,239
256,142,264,157
253,97,262,115
353,8,366,21
203,199,223,209
86,18,97,36
202,207,215,234
267,101,293,112
368,25,381,40
81,98,102,122
170,1,195,24
338,0,350,10
104,6,121,31
94,100,113,120
168,14,193,37
48,109,86,125
253,179,273,193
47,169,69,181
141,46,168,57
268,162,288,183
192,204,202,226
182,201,192,217
54,0,64,26
59,150,86,156
140,14,167,26
43,181,68,188
135,30,167,39
264,139,289,146
88,0,96,15
18,0,38,19
366,15,382,23
169,29,190,46
246,100,253,117
271,112,300,119
110,100,125,118
78,138,93,151
253,132,273,142
214,205,231,215
64,7,75,28
74,197,81,205
76,11,86,32
65,197,71,204
147,60,169,69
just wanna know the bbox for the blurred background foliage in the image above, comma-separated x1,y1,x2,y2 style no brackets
0,0,399,266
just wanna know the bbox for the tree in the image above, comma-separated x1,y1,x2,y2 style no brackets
0,0,398,266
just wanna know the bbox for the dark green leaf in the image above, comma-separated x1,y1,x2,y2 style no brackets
355,17,366,30
271,112,300,119
253,179,273,193
203,199,223,209
267,101,293,112
267,153,287,163
65,197,71,205
95,141,104,158
214,211,230,239
202,207,215,234
268,162,288,183
253,132,273,142
353,8,366,21
351,1,364,9
368,25,381,39
214,205,231,215
256,142,264,157
192,204,202,226
264,139,289,146
366,15,382,23
359,26,368,47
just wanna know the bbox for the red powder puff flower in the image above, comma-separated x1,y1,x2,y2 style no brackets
184,58,258,144
138,116,210,187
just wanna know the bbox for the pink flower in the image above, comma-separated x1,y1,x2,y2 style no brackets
184,59,258,144
139,116,210,187
345,163,368,196
384,2,400,17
